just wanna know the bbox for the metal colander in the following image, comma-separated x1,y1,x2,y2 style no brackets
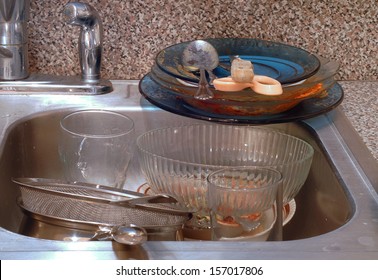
13,178,192,228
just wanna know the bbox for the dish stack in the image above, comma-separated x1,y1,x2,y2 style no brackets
139,38,342,124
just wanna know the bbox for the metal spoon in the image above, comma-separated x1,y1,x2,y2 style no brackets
91,224,148,245
182,40,219,100
112,225,148,245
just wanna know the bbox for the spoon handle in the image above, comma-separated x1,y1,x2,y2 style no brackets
195,68,214,100
112,194,177,206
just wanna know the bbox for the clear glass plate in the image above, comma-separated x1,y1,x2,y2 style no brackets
139,73,343,124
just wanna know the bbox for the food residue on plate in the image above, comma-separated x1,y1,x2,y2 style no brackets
214,57,283,96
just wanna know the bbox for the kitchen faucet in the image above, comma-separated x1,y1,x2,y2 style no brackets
0,0,29,80
0,1,112,94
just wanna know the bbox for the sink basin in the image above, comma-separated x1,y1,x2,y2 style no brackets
0,81,377,259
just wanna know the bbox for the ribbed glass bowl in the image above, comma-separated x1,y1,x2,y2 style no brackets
137,124,314,215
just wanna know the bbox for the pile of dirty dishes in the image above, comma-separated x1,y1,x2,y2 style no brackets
137,124,314,234
140,38,340,117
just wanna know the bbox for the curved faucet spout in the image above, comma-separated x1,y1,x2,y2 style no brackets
63,2,103,83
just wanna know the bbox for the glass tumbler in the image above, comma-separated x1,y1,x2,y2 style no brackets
59,110,135,188
207,167,282,241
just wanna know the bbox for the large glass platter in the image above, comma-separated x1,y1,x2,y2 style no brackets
139,74,343,125
156,38,321,85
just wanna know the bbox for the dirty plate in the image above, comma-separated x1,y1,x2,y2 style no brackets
139,73,343,124
156,38,320,85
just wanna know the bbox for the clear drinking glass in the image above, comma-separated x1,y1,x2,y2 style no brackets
59,110,135,188
207,167,282,241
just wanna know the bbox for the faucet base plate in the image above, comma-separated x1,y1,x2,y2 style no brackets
0,73,113,95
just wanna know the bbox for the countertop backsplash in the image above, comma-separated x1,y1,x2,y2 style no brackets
29,0,378,80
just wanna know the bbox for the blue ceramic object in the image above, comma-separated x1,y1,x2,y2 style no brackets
156,38,320,85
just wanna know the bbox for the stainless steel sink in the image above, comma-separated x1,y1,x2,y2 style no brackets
0,81,377,259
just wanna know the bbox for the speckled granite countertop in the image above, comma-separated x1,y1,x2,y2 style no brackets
29,0,378,81
338,81,378,161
